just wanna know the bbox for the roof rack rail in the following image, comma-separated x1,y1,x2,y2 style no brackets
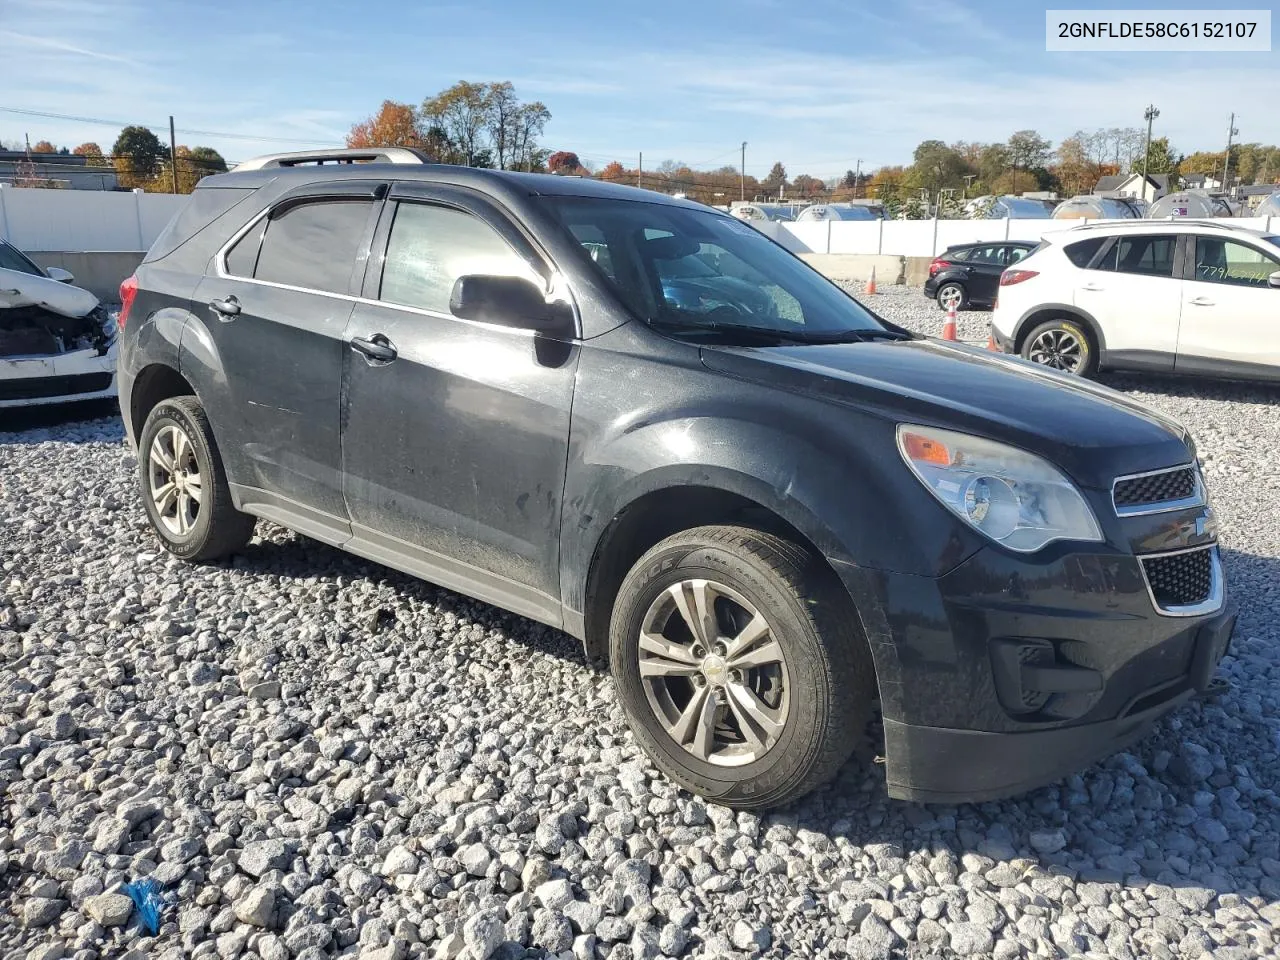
233,148,431,171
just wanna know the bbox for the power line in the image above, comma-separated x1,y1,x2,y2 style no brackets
0,105,340,147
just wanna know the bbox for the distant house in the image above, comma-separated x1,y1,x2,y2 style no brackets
0,151,120,190
1181,173,1222,192
1235,183,1280,211
1093,172,1171,203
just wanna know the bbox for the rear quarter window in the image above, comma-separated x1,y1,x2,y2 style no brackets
143,187,255,263
1064,236,1105,268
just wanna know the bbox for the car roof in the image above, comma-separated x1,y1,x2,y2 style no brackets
202,162,709,212
1056,219,1275,240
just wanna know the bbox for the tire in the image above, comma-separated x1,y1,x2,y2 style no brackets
936,282,967,311
1020,317,1099,377
137,396,255,561
608,525,875,809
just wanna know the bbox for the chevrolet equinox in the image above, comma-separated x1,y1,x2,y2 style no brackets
116,148,1235,808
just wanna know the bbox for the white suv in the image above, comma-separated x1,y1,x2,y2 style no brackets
990,220,1280,380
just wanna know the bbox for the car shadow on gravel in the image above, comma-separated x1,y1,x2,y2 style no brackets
0,398,122,442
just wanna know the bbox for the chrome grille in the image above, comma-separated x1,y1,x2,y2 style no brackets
1113,465,1201,515
1140,546,1221,616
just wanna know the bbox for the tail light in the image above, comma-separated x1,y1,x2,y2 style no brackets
118,275,138,330
1000,269,1039,287
929,258,952,277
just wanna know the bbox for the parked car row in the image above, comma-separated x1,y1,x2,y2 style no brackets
990,220,1280,382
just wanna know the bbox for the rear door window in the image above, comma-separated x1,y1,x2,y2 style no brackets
252,200,375,295
966,245,1004,265
1097,235,1177,278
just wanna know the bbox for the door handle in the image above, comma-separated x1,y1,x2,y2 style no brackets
1189,297,1215,306
209,295,241,318
350,334,397,363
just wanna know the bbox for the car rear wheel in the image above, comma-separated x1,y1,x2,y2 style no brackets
138,396,255,561
608,525,875,809
1021,318,1098,377
936,282,967,311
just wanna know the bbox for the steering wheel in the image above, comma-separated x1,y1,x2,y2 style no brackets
704,303,746,322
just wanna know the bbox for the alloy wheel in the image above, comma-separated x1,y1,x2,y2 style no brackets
148,424,203,537
637,578,790,767
1027,328,1084,373
938,284,963,310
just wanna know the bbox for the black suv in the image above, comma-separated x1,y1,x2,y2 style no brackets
924,240,1039,311
117,149,1234,808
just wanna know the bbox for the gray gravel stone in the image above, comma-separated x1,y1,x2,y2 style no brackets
83,893,132,927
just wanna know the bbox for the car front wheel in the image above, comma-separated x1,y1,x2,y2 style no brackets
608,525,875,809
137,396,255,561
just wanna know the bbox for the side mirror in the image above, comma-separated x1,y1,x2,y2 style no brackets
1269,271,1280,289
46,267,75,284
449,275,573,335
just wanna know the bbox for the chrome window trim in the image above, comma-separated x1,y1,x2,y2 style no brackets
211,201,559,341
1111,463,1205,517
1138,544,1224,618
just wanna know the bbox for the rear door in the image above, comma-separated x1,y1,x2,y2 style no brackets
1072,232,1182,370
960,243,1007,303
1176,234,1280,379
191,181,383,538
339,183,579,625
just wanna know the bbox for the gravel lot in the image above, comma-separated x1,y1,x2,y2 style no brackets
3,286,1279,960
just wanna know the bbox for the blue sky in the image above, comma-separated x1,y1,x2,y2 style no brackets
1,0,1277,179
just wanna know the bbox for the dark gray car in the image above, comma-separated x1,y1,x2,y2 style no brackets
116,149,1234,808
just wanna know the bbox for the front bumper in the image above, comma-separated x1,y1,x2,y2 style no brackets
0,345,117,408
833,540,1234,803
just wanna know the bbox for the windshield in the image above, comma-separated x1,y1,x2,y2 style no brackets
541,196,891,340
0,240,46,278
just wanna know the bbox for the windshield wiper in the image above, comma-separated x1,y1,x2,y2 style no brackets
649,320,911,346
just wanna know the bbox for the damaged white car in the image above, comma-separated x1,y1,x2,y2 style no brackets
1,238,117,408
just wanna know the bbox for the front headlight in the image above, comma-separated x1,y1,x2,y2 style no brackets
896,424,1102,553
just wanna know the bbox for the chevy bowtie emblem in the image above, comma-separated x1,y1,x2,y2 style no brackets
1195,510,1218,539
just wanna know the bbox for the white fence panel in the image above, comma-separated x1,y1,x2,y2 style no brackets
828,221,882,254
0,187,187,251
933,220,1009,254
776,222,829,253
879,220,936,257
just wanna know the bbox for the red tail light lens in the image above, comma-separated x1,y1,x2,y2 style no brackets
929,258,952,277
1000,269,1039,287
118,275,138,330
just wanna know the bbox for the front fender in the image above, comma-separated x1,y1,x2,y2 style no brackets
559,412,983,618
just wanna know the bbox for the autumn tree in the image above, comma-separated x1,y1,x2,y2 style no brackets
112,125,166,186
547,151,583,174
347,100,423,150
73,142,111,167
31,140,57,154
869,166,905,201
597,161,627,182
790,173,824,198
421,81,495,167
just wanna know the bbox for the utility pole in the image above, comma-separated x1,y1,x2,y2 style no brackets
963,174,976,198
740,141,747,202
169,115,179,194
1142,104,1160,181
1219,113,1238,191
854,158,862,199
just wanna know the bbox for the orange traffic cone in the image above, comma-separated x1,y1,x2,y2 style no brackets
942,305,958,341
864,266,877,295
986,332,998,351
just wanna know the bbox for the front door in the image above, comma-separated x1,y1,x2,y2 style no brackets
1176,234,1280,379
1073,232,1182,369
190,187,382,534
340,185,578,624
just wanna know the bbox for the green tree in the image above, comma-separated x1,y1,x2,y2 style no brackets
112,125,166,184
1141,136,1180,179
904,139,968,197
1006,130,1052,172
761,162,787,197
187,146,227,176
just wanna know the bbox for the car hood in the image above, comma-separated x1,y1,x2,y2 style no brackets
0,266,99,317
699,337,1193,487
